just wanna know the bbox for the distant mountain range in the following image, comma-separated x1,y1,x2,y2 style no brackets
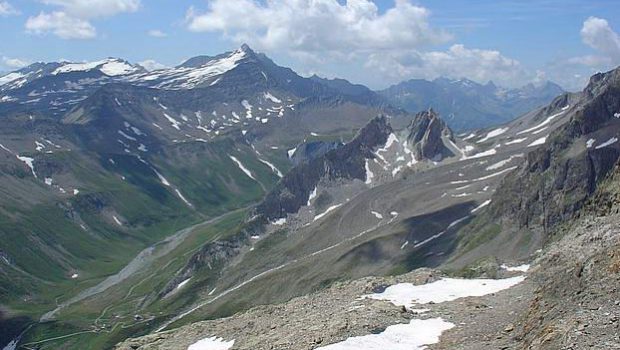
378,77,565,131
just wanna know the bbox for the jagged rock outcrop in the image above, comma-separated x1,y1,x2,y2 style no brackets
407,109,454,162
486,67,620,233
256,116,392,220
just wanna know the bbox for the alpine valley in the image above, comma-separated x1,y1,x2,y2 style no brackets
1,45,619,350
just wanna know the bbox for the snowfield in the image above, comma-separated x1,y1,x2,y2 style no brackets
365,276,526,308
316,318,454,350
187,336,234,350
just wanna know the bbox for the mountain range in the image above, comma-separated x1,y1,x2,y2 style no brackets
379,77,565,131
1,45,619,349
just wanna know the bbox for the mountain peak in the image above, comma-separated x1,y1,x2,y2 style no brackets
407,109,454,162
240,43,254,53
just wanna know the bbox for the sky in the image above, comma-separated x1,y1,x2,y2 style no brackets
0,0,619,91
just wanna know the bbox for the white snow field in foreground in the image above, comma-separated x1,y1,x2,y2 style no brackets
187,336,234,350
317,318,454,350
366,276,526,308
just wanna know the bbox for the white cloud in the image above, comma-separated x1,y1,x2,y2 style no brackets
185,0,450,56
26,0,140,39
148,29,167,38
139,59,167,71
580,17,620,64
41,0,140,19
0,1,18,16
26,11,96,39
2,56,28,68
366,44,526,87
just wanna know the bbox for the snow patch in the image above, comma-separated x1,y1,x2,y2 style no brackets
177,278,191,290
229,155,256,180
188,336,234,350
112,216,123,226
527,136,547,147
371,211,383,219
477,127,508,143
365,159,374,185
175,189,193,207
16,156,37,178
287,147,297,158
263,92,282,103
501,264,530,272
313,204,343,222
163,113,181,130
258,158,283,177
595,137,618,149
471,200,492,213
485,154,523,171
272,218,287,226
366,276,526,307
316,318,454,350
505,137,528,145
586,138,596,148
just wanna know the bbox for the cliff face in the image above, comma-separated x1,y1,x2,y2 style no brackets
256,116,392,220
407,109,454,162
487,67,620,233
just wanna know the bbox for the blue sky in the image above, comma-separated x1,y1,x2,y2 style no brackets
1,0,619,90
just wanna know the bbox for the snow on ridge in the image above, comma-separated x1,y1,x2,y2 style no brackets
229,155,256,180
595,137,618,149
477,127,508,143
316,318,454,350
188,336,234,350
517,109,567,135
0,72,25,86
143,49,247,90
586,138,596,148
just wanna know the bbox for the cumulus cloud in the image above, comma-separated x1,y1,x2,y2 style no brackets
185,0,451,55
26,0,140,39
0,1,18,16
366,44,526,87
2,56,28,68
148,29,167,38
41,0,140,18
139,59,167,71
26,11,96,39
567,17,620,69
580,17,620,64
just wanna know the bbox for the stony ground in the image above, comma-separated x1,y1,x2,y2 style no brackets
117,266,534,350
